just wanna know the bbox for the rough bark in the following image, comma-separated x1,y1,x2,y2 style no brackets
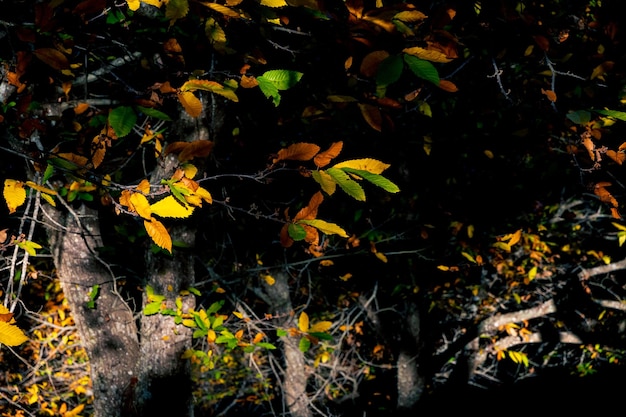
45,204,140,417
262,271,312,417
396,302,423,410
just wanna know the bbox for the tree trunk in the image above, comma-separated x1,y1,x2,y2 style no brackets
396,302,424,411
262,271,312,417
45,204,140,417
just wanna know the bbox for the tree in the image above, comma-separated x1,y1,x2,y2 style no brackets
2,0,626,416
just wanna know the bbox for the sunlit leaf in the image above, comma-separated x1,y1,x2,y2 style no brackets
263,274,275,285
18,240,42,256
256,77,281,106
259,70,303,90
0,320,28,346
144,218,172,253
309,320,332,333
130,192,152,220
166,0,189,22
293,191,324,220
261,0,287,6
298,311,309,332
325,168,365,201
273,143,320,163
339,168,400,193
311,170,337,195
287,223,307,241
299,337,311,352
150,195,195,218
314,141,343,168
109,106,137,138
594,109,626,122
298,219,348,238
198,2,240,17
178,91,203,117
4,179,27,214
180,80,238,102
333,158,390,174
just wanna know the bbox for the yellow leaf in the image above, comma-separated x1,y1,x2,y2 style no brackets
4,179,26,214
207,329,216,343
233,311,244,319
375,251,388,263
297,219,349,238
178,91,203,118
182,164,198,179
261,0,287,7
528,265,538,281
263,274,276,285
311,170,337,195
144,218,172,252
253,332,264,344
198,2,241,17
505,229,522,246
298,311,309,333
25,181,57,195
333,158,390,174
461,251,476,263
64,404,85,417
314,141,343,168
127,0,141,10
41,193,56,207
492,241,511,252
0,320,28,346
130,192,152,220
309,320,332,333
273,142,321,163
150,195,195,218
403,46,452,63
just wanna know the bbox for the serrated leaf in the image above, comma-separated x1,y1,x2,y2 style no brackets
260,70,303,90
0,320,28,346
198,2,240,17
298,311,310,332
404,55,440,85
256,77,281,105
376,54,404,87
325,168,365,201
287,223,308,241
130,192,152,220
178,91,203,117
25,181,57,195
298,219,349,238
358,103,383,132
109,106,137,138
403,46,452,63
4,179,26,214
274,143,320,163
293,191,324,220
339,168,400,193
594,109,626,122
311,170,337,195
150,195,195,218
144,218,172,252
333,159,390,173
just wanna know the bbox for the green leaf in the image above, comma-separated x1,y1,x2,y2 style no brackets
311,170,337,195
376,54,404,87
340,168,400,193
109,106,137,137
325,168,365,201
137,106,173,121
165,0,189,21
255,342,277,349
404,54,439,85
594,109,626,122
297,219,349,238
277,328,288,337
260,69,303,90
308,332,333,341
256,77,281,106
299,337,311,352
188,287,201,296
143,301,162,315
288,223,308,241
567,110,591,125
206,300,224,315
17,240,42,256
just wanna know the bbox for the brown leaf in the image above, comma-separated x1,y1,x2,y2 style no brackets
358,103,383,132
533,35,550,52
541,88,557,102
360,51,389,78
606,150,625,165
33,48,70,70
273,143,321,163
314,141,343,168
294,191,324,221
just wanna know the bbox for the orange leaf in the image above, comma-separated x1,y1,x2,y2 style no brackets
178,91,202,117
438,79,459,92
240,74,259,88
582,137,595,160
273,143,321,163
594,182,618,207
541,88,557,102
314,141,343,168
90,135,107,168
294,191,324,220
74,102,91,115
533,35,550,52
144,218,172,252
280,223,294,247
33,48,70,70
606,150,625,165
